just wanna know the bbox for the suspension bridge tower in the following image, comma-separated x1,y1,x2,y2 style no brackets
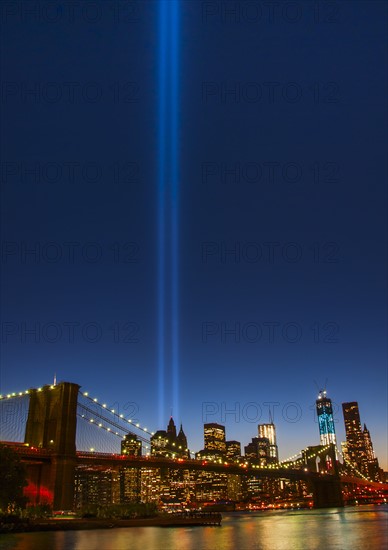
24,381,80,510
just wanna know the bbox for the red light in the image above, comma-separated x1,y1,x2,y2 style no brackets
24,481,53,505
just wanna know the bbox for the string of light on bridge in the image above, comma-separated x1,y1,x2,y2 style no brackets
80,391,155,438
77,402,194,458
335,445,371,482
0,384,62,400
76,411,151,454
279,451,303,464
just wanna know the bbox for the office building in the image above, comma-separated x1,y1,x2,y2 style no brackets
121,432,142,456
342,402,383,481
316,390,337,447
258,423,279,462
151,417,189,458
204,423,226,454
226,440,241,462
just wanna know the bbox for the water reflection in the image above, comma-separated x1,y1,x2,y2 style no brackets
1,506,387,550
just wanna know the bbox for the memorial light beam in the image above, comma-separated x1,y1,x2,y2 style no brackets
157,0,180,424
157,0,168,425
170,0,180,423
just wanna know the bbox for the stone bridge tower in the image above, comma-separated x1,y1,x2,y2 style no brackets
24,382,80,509
303,443,343,507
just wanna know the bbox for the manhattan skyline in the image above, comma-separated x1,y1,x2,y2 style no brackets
1,377,386,473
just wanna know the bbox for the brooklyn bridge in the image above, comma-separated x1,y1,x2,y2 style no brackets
1,381,386,510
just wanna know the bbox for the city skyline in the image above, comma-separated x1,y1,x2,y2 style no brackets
1,380,385,472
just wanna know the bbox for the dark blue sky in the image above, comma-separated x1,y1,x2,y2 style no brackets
1,1,387,468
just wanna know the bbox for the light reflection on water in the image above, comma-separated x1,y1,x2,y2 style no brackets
1,506,387,550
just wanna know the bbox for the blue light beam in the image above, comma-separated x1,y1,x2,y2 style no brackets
158,1,168,425
158,0,180,425
170,0,180,423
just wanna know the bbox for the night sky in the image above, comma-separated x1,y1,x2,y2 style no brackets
1,1,387,468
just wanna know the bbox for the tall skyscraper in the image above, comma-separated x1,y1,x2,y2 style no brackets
342,401,365,468
316,390,337,447
342,402,382,480
204,423,226,454
258,423,279,462
196,423,227,461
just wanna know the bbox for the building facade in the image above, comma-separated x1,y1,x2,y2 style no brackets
258,423,279,462
121,432,142,456
226,440,241,462
204,423,226,454
316,390,337,447
150,417,189,459
342,402,383,481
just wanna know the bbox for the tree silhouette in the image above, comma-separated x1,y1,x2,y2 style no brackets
0,445,28,512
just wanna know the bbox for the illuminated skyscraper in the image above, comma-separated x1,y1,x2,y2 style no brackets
363,425,375,462
341,441,350,463
342,401,365,468
120,466,141,503
121,432,142,456
342,402,383,481
258,423,279,462
151,417,189,458
316,390,337,447
204,423,226,454
74,467,118,507
226,440,241,462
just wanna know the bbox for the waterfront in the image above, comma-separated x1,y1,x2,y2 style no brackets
0,506,387,550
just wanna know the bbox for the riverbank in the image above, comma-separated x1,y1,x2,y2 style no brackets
0,513,222,533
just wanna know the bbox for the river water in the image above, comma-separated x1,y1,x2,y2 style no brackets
1,505,387,550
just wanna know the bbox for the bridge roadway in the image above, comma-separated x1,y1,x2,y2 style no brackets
76,451,321,481
5,441,335,482
7,441,388,490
